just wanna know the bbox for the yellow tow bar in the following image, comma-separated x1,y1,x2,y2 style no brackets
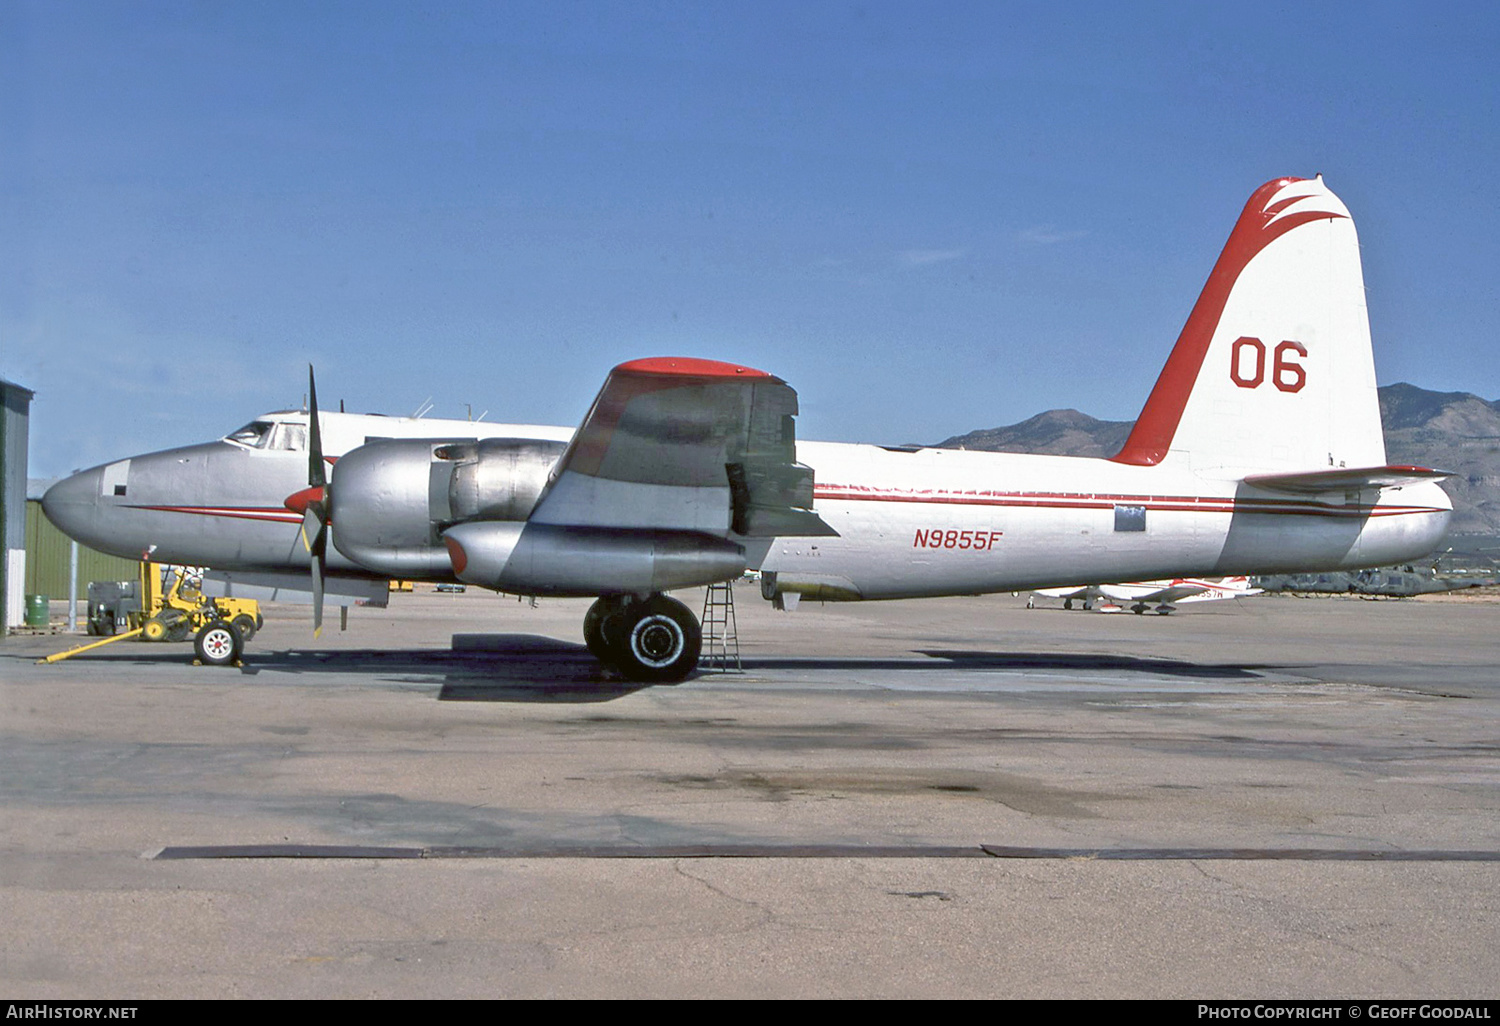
37,627,145,664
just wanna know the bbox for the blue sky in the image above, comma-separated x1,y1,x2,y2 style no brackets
4,0,1497,477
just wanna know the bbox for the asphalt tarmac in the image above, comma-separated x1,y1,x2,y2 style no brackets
2,586,1497,998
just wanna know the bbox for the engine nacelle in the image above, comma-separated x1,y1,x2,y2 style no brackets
443,521,747,596
330,437,566,577
439,438,566,522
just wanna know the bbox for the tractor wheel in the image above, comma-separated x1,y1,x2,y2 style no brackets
231,613,258,644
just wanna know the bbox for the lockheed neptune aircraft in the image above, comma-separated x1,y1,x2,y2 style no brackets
43,176,1452,680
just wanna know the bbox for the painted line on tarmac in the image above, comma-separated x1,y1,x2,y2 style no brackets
152,844,1500,861
979,846,1500,861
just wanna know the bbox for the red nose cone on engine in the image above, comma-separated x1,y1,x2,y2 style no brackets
284,485,325,515
444,535,468,575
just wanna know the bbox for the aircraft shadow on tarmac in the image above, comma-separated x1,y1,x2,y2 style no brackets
31,634,1264,703
249,634,656,703
911,650,1262,680
428,638,1266,701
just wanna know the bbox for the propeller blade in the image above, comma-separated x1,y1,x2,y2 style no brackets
306,510,328,638
306,364,329,636
311,547,325,639
307,365,326,489
298,506,324,553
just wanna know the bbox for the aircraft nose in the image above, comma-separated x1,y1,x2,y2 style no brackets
41,467,105,547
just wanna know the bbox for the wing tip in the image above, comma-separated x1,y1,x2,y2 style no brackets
615,357,777,381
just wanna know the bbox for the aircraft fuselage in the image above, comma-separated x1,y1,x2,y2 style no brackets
43,414,1451,600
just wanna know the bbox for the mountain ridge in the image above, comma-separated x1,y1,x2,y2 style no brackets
934,383,1500,534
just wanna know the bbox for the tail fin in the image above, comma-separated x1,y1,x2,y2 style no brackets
1112,176,1386,474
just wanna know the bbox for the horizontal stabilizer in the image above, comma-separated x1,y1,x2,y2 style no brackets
1244,465,1451,494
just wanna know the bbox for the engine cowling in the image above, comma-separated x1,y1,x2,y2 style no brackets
440,438,565,522
330,437,566,577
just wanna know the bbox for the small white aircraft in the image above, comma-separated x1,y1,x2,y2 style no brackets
1029,576,1263,613
43,175,1452,679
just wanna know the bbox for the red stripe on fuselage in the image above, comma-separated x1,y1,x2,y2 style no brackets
811,484,1441,519
129,505,304,524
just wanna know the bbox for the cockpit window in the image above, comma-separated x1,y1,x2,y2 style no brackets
270,423,307,452
226,421,274,447
225,420,307,451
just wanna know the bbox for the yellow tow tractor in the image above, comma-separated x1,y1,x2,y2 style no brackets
40,563,261,667
136,563,263,646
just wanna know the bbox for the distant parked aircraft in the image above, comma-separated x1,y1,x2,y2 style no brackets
1029,577,1262,614
1255,566,1499,597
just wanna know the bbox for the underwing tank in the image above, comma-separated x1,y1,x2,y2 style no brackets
443,521,747,597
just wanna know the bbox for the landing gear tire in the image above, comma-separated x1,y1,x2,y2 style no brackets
231,613,258,644
194,619,242,667
603,595,702,683
583,596,630,661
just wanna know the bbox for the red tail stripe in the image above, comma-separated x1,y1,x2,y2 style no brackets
1110,178,1349,467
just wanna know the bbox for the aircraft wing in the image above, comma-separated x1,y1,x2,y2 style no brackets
1244,465,1451,494
528,357,837,537
1098,581,1178,602
1033,585,1095,599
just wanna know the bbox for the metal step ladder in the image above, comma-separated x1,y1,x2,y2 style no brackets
699,581,742,672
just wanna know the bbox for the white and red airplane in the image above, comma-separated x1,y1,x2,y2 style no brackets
42,175,1452,679
1030,576,1262,613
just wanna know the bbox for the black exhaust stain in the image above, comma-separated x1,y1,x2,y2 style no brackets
890,890,954,901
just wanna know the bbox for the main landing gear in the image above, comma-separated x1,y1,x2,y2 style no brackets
583,594,703,682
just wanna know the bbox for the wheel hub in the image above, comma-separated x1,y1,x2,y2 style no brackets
631,615,683,667
202,629,234,659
